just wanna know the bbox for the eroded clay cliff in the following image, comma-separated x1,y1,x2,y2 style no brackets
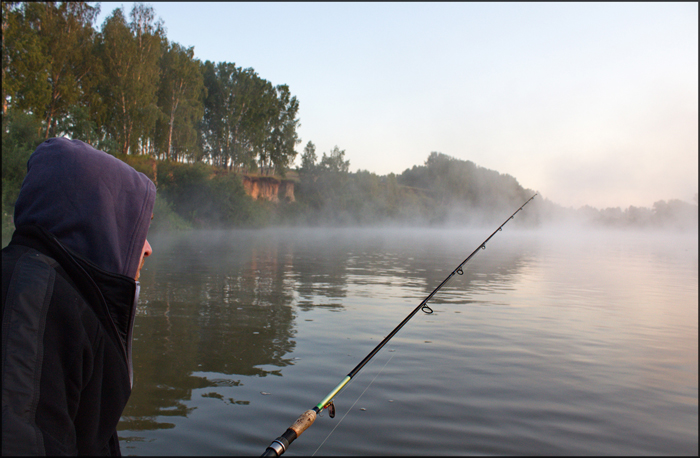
242,176,295,203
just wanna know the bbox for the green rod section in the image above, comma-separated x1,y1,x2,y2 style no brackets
315,376,351,411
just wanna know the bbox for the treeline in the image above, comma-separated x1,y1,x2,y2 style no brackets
291,147,541,226
291,148,697,230
575,200,698,230
2,113,696,236
1,2,299,174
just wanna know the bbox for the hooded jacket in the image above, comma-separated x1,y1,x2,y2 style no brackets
2,138,156,455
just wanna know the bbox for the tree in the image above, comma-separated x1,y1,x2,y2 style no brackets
202,62,267,171
300,141,317,173
264,84,300,176
201,61,257,169
156,41,205,161
2,109,44,213
320,145,350,173
1,1,35,116
98,4,164,155
295,145,352,221
396,152,534,224
244,75,278,173
17,2,101,138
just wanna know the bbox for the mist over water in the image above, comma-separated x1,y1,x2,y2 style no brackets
116,224,698,455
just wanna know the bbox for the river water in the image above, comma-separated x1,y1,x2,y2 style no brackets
117,227,697,455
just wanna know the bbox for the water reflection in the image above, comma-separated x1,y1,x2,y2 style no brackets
122,230,298,431
120,228,533,433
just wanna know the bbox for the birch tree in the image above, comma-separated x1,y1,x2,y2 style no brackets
98,4,163,155
156,42,205,161
2,2,99,136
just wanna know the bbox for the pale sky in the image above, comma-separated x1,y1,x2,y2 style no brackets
95,2,698,209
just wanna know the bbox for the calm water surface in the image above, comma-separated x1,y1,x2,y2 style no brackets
117,227,698,455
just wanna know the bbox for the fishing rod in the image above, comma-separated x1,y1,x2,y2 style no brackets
261,193,538,457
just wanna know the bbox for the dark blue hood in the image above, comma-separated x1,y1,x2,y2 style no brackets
14,137,156,279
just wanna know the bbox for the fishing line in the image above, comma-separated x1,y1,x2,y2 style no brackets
312,351,396,457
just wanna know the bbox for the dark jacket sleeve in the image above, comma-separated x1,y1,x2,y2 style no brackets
2,248,115,455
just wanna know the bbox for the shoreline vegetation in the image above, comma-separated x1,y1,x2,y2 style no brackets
2,2,697,244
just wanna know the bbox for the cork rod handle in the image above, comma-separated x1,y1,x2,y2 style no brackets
289,409,317,436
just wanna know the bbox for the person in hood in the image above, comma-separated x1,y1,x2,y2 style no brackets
2,137,156,455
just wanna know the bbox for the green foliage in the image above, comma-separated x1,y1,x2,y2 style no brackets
1,109,43,213
293,150,547,227
3,2,101,137
116,153,157,181
264,84,300,177
155,160,209,221
210,173,267,226
152,161,265,227
397,152,535,224
1,108,43,243
300,141,317,173
4,2,301,177
156,41,205,162
320,145,350,173
200,61,300,174
98,4,165,155
2,2,50,125
149,194,191,232
294,145,436,225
